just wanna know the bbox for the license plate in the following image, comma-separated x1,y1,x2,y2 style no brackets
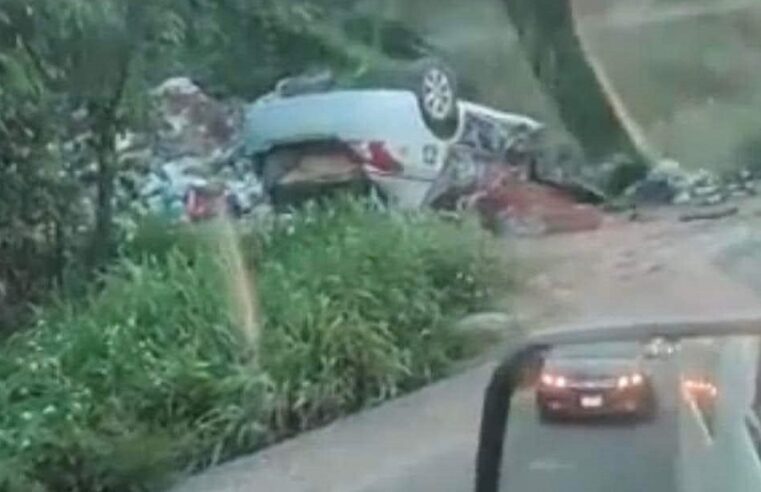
580,395,604,408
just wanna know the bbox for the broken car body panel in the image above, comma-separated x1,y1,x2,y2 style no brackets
457,101,543,159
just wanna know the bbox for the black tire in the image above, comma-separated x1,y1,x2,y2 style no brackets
341,57,460,138
409,58,460,139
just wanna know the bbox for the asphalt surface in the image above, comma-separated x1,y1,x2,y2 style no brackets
361,345,686,492
176,344,691,492
501,345,681,492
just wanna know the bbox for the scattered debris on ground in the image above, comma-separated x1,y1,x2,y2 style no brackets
625,159,758,207
115,77,265,225
474,176,604,236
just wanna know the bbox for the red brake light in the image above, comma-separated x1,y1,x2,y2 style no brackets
541,374,555,386
540,373,567,388
683,378,719,399
366,141,402,174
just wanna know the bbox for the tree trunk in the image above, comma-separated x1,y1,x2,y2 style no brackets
90,125,117,269
53,218,65,289
503,0,645,164
87,52,130,271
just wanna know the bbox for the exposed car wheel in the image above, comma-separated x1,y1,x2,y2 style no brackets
412,59,460,139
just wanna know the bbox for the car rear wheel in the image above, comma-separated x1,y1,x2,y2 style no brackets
411,59,460,139
332,57,460,139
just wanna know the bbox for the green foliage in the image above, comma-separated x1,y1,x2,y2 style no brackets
173,0,356,98
0,2,514,485
0,0,386,328
0,202,508,491
0,7,86,330
255,202,500,429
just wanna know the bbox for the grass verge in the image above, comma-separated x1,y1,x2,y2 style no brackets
0,200,512,491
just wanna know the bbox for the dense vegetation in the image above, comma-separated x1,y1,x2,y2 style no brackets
0,0,430,331
0,3,517,488
0,201,509,491
0,0,655,333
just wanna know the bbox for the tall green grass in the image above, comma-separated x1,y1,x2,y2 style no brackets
0,200,509,491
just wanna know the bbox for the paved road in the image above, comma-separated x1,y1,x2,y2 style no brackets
175,343,690,492
362,345,685,492
501,345,681,492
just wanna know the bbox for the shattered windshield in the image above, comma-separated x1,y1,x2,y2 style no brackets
2,1,761,491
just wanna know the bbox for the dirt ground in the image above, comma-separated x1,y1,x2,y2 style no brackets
511,202,761,329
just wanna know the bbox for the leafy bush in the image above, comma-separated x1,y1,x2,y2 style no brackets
0,201,508,491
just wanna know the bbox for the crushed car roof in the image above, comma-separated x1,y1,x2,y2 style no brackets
242,89,544,157
242,89,438,155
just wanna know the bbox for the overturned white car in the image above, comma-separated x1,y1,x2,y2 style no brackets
241,63,543,211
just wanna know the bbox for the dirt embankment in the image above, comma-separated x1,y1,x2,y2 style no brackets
512,207,761,327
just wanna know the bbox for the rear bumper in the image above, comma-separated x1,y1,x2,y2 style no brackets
537,386,653,418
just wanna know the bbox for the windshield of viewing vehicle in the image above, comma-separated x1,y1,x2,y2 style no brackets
550,342,644,359
2,0,761,491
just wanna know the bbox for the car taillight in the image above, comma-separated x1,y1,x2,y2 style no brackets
366,141,403,174
683,379,718,398
540,374,567,388
618,373,644,389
